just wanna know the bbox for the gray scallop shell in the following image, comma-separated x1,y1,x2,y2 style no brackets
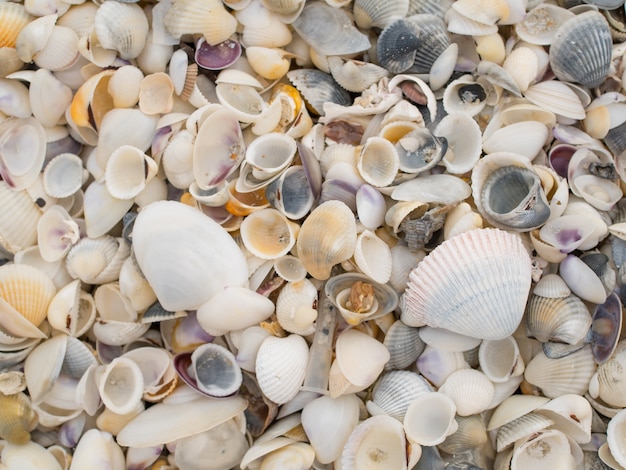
407,0,453,18
405,14,450,74
604,121,626,156
549,11,612,88
291,1,370,56
525,293,592,345
368,370,433,420
377,18,421,74
286,69,351,116
383,320,425,370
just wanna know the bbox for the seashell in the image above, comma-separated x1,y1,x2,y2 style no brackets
356,136,399,188
451,0,510,26
195,37,242,71
296,200,357,280
341,414,408,470
445,7,498,36
607,408,626,468
328,56,389,93
383,320,425,370
352,230,393,284
391,173,470,206
273,255,307,283
535,394,592,444
515,4,575,46
243,132,297,183
181,343,242,398
418,327,481,353
394,127,446,174
107,65,143,109
138,73,174,116
92,319,150,347
416,343,470,387
559,254,607,305
238,4,293,48
403,391,458,446
524,345,597,398
47,280,95,337
0,117,46,191
533,273,571,299
0,77,30,118
160,311,213,355
14,14,56,64
488,394,551,432
439,369,495,416
443,202,483,241
42,153,86,199
525,293,592,345
366,370,433,420
161,129,195,190
353,0,408,29
376,19,420,74
301,394,360,464
65,235,129,285
356,184,386,230
443,75,487,116
215,82,266,124
495,411,554,452
471,153,550,231
483,121,549,161
275,279,318,336
36,205,80,263
1,440,63,469
0,392,37,444
590,292,622,365
403,14,450,74
402,228,532,340
95,357,144,415
549,11,612,89
0,3,33,49
479,336,524,383
164,0,237,45
104,145,157,200
511,429,578,469
255,334,309,405
320,144,358,176
286,69,351,116
523,80,586,120
29,68,72,128
245,46,290,80
590,340,626,408
132,201,248,311
434,112,482,175
329,329,390,397
291,2,370,56
118,256,156,314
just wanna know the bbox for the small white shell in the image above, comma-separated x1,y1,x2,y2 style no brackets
275,279,318,336
43,153,86,199
36,205,80,262
356,136,399,188
95,357,144,415
403,391,458,446
439,369,495,416
104,145,158,200
353,230,392,284
255,334,309,405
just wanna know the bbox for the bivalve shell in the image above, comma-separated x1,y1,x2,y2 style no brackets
403,391,458,446
401,228,532,340
438,369,495,416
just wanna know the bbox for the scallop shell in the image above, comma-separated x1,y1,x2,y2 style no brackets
164,0,237,45
275,279,318,336
383,320,425,370
65,235,129,285
366,370,433,421
353,0,408,29
286,69,351,116
515,4,574,46
439,369,495,416
524,346,597,398
296,200,357,280
0,3,33,49
0,392,37,444
549,11,612,89
255,334,309,405
495,412,555,452
328,57,389,93
591,340,626,408
401,228,532,340
377,19,420,74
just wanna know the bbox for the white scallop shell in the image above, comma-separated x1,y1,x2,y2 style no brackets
439,369,495,416
401,228,532,340
255,334,309,405
275,279,318,336
94,1,148,59
366,370,433,421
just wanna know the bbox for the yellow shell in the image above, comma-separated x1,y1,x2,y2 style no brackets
0,3,32,48
0,263,56,327
0,392,38,444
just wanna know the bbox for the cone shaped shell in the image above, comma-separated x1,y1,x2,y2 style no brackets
401,228,532,340
296,200,357,280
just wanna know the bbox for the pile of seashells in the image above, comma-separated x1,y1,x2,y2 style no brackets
4,0,626,467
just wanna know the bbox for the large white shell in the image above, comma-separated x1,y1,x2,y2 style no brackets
401,228,532,340
132,201,248,311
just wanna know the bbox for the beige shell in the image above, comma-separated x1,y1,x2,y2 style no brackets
353,230,392,284
439,414,488,455
95,357,144,415
246,46,292,80
138,72,174,115
0,3,33,49
296,200,357,280
255,334,309,405
439,369,495,416
94,1,148,59
590,341,626,408
164,0,238,45
401,228,532,340
356,136,399,188
0,263,56,328
104,145,158,200
47,279,96,337
36,205,80,262
275,279,318,336
107,65,143,108
65,235,129,285
366,370,433,421
403,391,458,447
0,392,37,444
524,293,592,345
42,153,86,199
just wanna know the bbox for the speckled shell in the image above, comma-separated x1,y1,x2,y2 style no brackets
401,228,532,340
255,334,309,405
549,11,612,89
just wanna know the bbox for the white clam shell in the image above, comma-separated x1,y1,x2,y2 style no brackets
132,201,248,311
439,368,495,416
104,145,158,200
403,391,458,446
418,327,482,353
65,235,129,285
301,394,360,464
391,173,471,205
43,153,86,199
334,329,390,390
239,208,298,260
479,336,524,383
559,254,607,304
275,279,318,336
536,394,592,444
189,343,242,397
255,334,309,405
483,121,549,161
353,229,392,284
607,408,626,469
94,1,148,59
416,344,470,388
402,228,532,340
435,112,482,175
0,116,46,191
36,205,79,263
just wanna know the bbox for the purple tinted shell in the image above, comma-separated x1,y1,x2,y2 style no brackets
195,38,242,70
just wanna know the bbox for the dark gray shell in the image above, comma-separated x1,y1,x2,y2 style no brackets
405,14,450,74
377,19,421,74
265,166,315,220
549,11,612,88
604,121,626,156
286,69,351,116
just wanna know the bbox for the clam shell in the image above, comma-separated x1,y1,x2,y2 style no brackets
95,357,144,415
0,117,46,191
132,201,248,311
403,391,458,446
524,346,597,398
42,153,86,199
523,80,586,120
275,279,318,336
0,3,32,49
255,334,309,405
443,75,487,116
36,205,80,263
0,392,37,444
239,208,297,260
286,69,351,116
291,2,370,56
549,11,612,89
383,320,425,370
187,343,242,397
328,57,389,93
265,165,315,220
0,78,30,118
483,121,549,161
65,235,129,285
533,273,571,298
394,127,447,174
333,329,390,392
296,200,357,280
356,184,386,230
559,254,607,305
591,341,626,408
104,146,157,200
164,0,237,45
479,336,524,384
353,0,409,29
356,136,399,188
401,228,532,340
496,412,554,452
353,230,392,284
607,408,626,468
0,181,42,254
590,292,622,365
536,394,593,444
367,370,433,421
525,293,592,345
439,369,495,416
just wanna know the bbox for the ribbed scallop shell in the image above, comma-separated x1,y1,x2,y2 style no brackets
439,369,495,416
0,181,41,254
593,341,626,407
377,19,420,74
549,11,612,89
439,414,488,455
327,57,389,93
353,0,409,29
286,69,351,116
0,392,37,444
275,279,318,336
0,3,32,48
532,273,571,298
524,346,596,398
401,228,532,340
66,236,129,285
495,412,554,452
255,335,309,405
296,200,357,280
163,0,238,45
525,294,592,345
406,14,450,73
367,370,433,420
383,320,425,370
0,263,56,327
